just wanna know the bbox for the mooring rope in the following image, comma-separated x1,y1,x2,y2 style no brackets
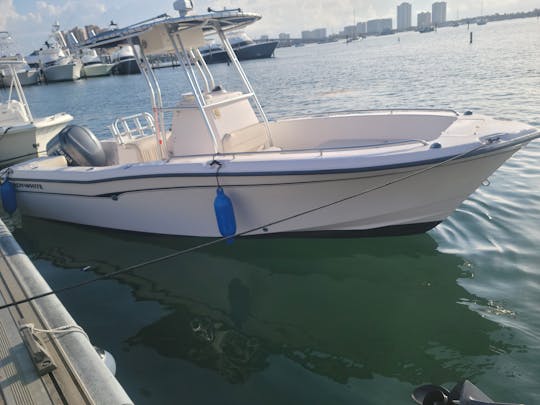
0,137,501,311
19,322,90,341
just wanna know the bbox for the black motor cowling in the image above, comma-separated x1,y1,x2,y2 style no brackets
412,380,522,405
46,125,106,167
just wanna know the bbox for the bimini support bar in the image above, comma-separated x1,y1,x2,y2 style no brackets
193,48,215,90
131,40,166,160
167,30,221,154
189,49,209,93
140,49,168,159
215,26,273,148
8,64,33,122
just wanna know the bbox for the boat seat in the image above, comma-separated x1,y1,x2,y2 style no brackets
117,135,161,163
27,155,68,169
222,123,276,153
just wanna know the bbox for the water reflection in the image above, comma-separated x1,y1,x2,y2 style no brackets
12,217,520,404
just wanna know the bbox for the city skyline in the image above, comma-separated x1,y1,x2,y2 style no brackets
397,2,412,30
1,0,539,52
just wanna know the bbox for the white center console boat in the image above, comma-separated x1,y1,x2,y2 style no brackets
2,3,538,238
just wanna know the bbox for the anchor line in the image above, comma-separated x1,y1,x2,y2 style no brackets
0,139,499,311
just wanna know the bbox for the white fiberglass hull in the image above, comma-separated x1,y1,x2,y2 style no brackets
0,113,73,166
82,63,113,78
44,61,82,82
7,144,526,237
17,69,40,86
1,70,40,87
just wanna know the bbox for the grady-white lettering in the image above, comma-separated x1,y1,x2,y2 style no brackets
14,183,44,191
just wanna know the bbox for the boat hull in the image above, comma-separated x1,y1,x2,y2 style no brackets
17,69,40,86
8,145,523,236
235,41,278,60
113,59,141,75
1,70,40,87
203,42,278,64
44,61,82,82
82,63,113,78
0,114,73,166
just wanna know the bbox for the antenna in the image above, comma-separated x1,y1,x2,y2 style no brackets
173,0,194,17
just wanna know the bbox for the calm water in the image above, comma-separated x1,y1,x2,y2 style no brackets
3,18,540,404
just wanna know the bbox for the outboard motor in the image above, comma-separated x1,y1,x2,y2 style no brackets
46,125,106,167
412,380,523,405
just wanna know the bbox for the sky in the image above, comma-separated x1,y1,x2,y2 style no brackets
1,0,538,53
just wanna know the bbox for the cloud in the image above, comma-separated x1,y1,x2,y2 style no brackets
1,0,26,28
2,0,109,51
35,0,108,18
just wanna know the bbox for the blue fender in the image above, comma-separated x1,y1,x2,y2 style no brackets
214,187,236,239
1,180,17,215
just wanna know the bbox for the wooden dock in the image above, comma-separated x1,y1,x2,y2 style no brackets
0,219,132,404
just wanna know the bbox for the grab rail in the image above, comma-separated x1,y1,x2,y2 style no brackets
280,109,460,121
236,138,430,158
109,112,156,144
169,138,430,160
202,93,254,110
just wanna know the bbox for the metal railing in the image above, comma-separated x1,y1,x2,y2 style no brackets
109,112,156,144
167,137,430,160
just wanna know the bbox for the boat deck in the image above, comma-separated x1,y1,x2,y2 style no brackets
0,219,132,404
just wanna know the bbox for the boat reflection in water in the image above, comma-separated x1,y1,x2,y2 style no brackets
14,217,519,403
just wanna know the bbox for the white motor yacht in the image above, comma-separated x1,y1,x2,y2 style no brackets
42,53,82,82
1,62,40,87
2,4,538,237
0,32,40,87
111,45,140,75
200,31,278,64
40,23,82,82
0,57,72,166
81,49,113,78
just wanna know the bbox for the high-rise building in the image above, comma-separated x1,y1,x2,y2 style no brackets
432,2,447,25
301,28,327,41
343,25,357,38
417,12,432,28
312,28,327,40
356,22,367,35
366,18,393,35
68,26,87,43
84,24,102,39
397,2,412,31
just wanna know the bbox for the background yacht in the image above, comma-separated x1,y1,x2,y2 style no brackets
111,45,140,75
200,31,278,64
81,48,114,78
0,57,72,166
0,32,40,87
39,22,82,82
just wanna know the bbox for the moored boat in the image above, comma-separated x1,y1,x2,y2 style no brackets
200,31,277,64
476,17,488,25
0,57,73,166
81,49,114,78
39,23,82,82
3,4,539,237
111,45,141,75
43,56,82,82
0,32,40,87
418,26,435,33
